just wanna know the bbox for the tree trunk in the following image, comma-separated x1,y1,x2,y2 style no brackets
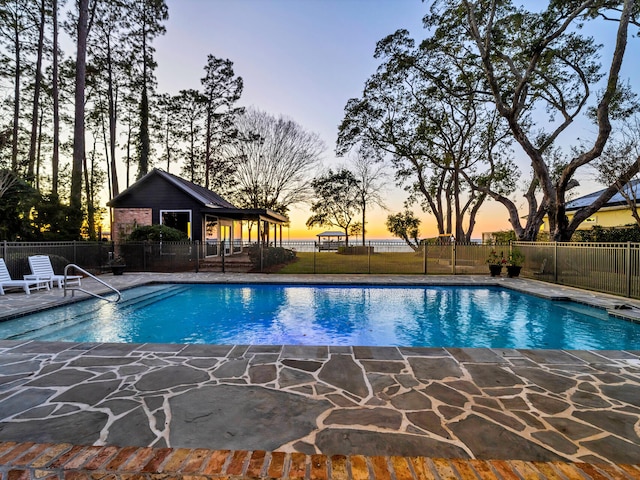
83,148,96,241
165,120,171,171
464,193,486,243
204,102,211,189
51,0,60,196
445,192,452,235
138,87,150,179
71,0,90,237
36,106,43,191
189,121,196,182
126,119,132,188
11,18,20,172
137,1,150,180
454,172,463,240
101,103,112,200
361,202,366,246
106,37,119,197
27,0,45,181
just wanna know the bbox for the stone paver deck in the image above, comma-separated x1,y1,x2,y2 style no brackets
0,273,639,478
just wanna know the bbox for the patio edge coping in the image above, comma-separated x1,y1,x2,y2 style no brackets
1,441,640,480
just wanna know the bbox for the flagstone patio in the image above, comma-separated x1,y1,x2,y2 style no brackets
0,338,638,466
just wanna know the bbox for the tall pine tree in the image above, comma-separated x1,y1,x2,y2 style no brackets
130,0,167,180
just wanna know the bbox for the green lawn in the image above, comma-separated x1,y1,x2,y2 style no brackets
275,251,459,274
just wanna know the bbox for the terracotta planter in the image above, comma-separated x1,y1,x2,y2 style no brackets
488,265,503,277
506,265,522,278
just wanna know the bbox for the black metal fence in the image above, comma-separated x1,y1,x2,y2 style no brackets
0,240,198,278
1,241,111,278
3,240,640,299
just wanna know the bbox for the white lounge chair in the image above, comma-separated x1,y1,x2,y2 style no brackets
0,258,50,295
25,255,82,289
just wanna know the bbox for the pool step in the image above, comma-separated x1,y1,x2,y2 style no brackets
116,284,191,310
2,285,191,341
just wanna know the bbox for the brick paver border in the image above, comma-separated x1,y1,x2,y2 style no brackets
0,442,639,480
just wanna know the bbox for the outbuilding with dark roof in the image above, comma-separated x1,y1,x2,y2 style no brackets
107,169,288,255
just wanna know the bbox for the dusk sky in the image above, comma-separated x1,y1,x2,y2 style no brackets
154,0,460,240
152,0,633,240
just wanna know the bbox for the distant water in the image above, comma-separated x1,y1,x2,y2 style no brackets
278,239,483,253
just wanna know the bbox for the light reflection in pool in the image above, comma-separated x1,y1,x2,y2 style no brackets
1,284,638,349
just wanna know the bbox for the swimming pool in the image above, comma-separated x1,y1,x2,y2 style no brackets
3,284,639,349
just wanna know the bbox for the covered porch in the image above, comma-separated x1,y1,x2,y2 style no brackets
202,208,289,258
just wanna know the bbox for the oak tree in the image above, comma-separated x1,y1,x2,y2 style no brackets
338,29,514,242
427,0,638,240
306,169,360,246
386,210,421,251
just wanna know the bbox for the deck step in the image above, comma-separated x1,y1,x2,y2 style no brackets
199,265,254,273
199,257,254,273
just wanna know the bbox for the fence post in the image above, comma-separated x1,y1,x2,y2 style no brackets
553,242,558,283
2,240,6,259
73,240,77,264
195,241,200,273
423,242,427,275
368,241,371,274
259,243,264,272
313,246,316,274
222,241,226,273
451,242,456,275
626,241,631,298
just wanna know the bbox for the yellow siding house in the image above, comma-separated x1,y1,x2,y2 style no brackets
541,179,640,233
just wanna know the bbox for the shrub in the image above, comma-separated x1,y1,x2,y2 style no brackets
126,225,188,241
489,230,517,243
572,225,640,243
507,249,525,266
248,245,296,270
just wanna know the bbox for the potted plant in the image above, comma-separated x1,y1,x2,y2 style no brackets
506,250,525,278
486,249,506,276
108,255,127,276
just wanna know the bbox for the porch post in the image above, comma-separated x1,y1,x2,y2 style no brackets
280,224,283,247
257,217,262,246
266,220,270,245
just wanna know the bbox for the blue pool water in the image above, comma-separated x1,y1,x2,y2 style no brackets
2,284,640,349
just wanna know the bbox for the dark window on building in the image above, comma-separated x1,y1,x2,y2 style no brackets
161,210,191,238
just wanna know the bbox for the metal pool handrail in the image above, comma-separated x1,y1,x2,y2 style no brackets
63,264,121,303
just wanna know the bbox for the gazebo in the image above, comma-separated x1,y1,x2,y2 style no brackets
316,231,346,251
